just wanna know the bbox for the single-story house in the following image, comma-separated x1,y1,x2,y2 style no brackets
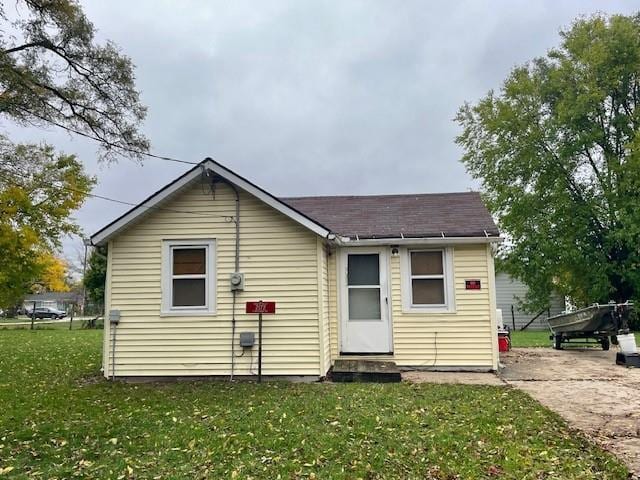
22,292,80,312
90,158,502,380
495,272,565,330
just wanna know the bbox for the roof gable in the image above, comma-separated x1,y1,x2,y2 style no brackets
91,158,499,246
90,159,331,245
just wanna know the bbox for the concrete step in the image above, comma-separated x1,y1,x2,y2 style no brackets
331,359,401,383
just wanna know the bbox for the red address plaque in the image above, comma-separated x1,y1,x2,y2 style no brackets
465,280,481,290
246,301,276,314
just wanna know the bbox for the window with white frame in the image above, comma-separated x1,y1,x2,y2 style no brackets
402,248,454,311
162,240,215,314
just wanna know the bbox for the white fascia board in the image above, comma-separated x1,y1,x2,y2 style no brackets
90,160,331,246
336,236,503,246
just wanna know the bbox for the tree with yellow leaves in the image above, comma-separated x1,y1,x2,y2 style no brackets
36,254,71,293
0,144,93,308
0,0,149,308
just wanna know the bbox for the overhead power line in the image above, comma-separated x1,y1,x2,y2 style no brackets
0,108,216,219
67,186,213,217
15,105,199,166
0,171,216,219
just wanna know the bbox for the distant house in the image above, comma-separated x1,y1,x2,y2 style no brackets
90,158,503,380
495,272,565,330
23,292,81,312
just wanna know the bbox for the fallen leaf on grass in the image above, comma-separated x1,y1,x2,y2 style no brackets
487,465,503,476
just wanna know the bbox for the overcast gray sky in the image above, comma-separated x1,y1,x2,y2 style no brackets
7,0,639,261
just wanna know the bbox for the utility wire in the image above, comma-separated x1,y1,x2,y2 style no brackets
69,187,214,217
0,106,213,217
0,171,216,218
15,105,199,166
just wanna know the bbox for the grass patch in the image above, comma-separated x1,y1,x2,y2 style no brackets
0,317,20,323
510,330,554,348
511,330,640,348
0,330,628,479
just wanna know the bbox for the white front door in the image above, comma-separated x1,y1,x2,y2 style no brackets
340,249,392,353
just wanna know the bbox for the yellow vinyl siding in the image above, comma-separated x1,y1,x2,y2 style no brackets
102,241,114,377
485,244,500,370
317,238,331,375
104,181,323,378
327,244,496,369
328,249,339,360
391,244,494,368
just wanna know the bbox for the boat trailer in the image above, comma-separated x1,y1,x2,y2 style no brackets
547,302,634,351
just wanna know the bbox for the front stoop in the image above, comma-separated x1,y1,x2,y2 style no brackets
331,359,402,383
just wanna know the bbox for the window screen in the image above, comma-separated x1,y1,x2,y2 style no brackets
409,250,446,306
348,254,379,285
348,288,382,320
173,278,206,306
347,253,382,321
172,247,206,307
411,279,445,305
173,248,206,275
410,251,443,275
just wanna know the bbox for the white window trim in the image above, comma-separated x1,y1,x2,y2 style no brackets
161,239,216,315
400,246,455,314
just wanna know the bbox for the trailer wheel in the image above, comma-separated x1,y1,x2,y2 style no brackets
601,338,610,351
553,334,563,350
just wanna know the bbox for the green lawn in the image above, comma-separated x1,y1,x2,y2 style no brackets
511,329,640,348
0,330,628,479
510,330,554,348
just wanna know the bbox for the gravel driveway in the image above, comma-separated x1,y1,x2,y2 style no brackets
501,348,640,477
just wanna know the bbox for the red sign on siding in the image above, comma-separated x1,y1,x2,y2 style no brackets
465,280,481,290
246,301,276,314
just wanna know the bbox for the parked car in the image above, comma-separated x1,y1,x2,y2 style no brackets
33,307,66,319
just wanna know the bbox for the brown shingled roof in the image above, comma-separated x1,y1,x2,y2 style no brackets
281,192,499,239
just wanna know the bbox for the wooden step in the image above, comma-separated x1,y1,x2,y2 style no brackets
331,359,401,383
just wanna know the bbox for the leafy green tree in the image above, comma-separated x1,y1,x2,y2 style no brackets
0,0,148,307
83,247,106,308
456,13,640,309
0,143,94,308
0,0,148,160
